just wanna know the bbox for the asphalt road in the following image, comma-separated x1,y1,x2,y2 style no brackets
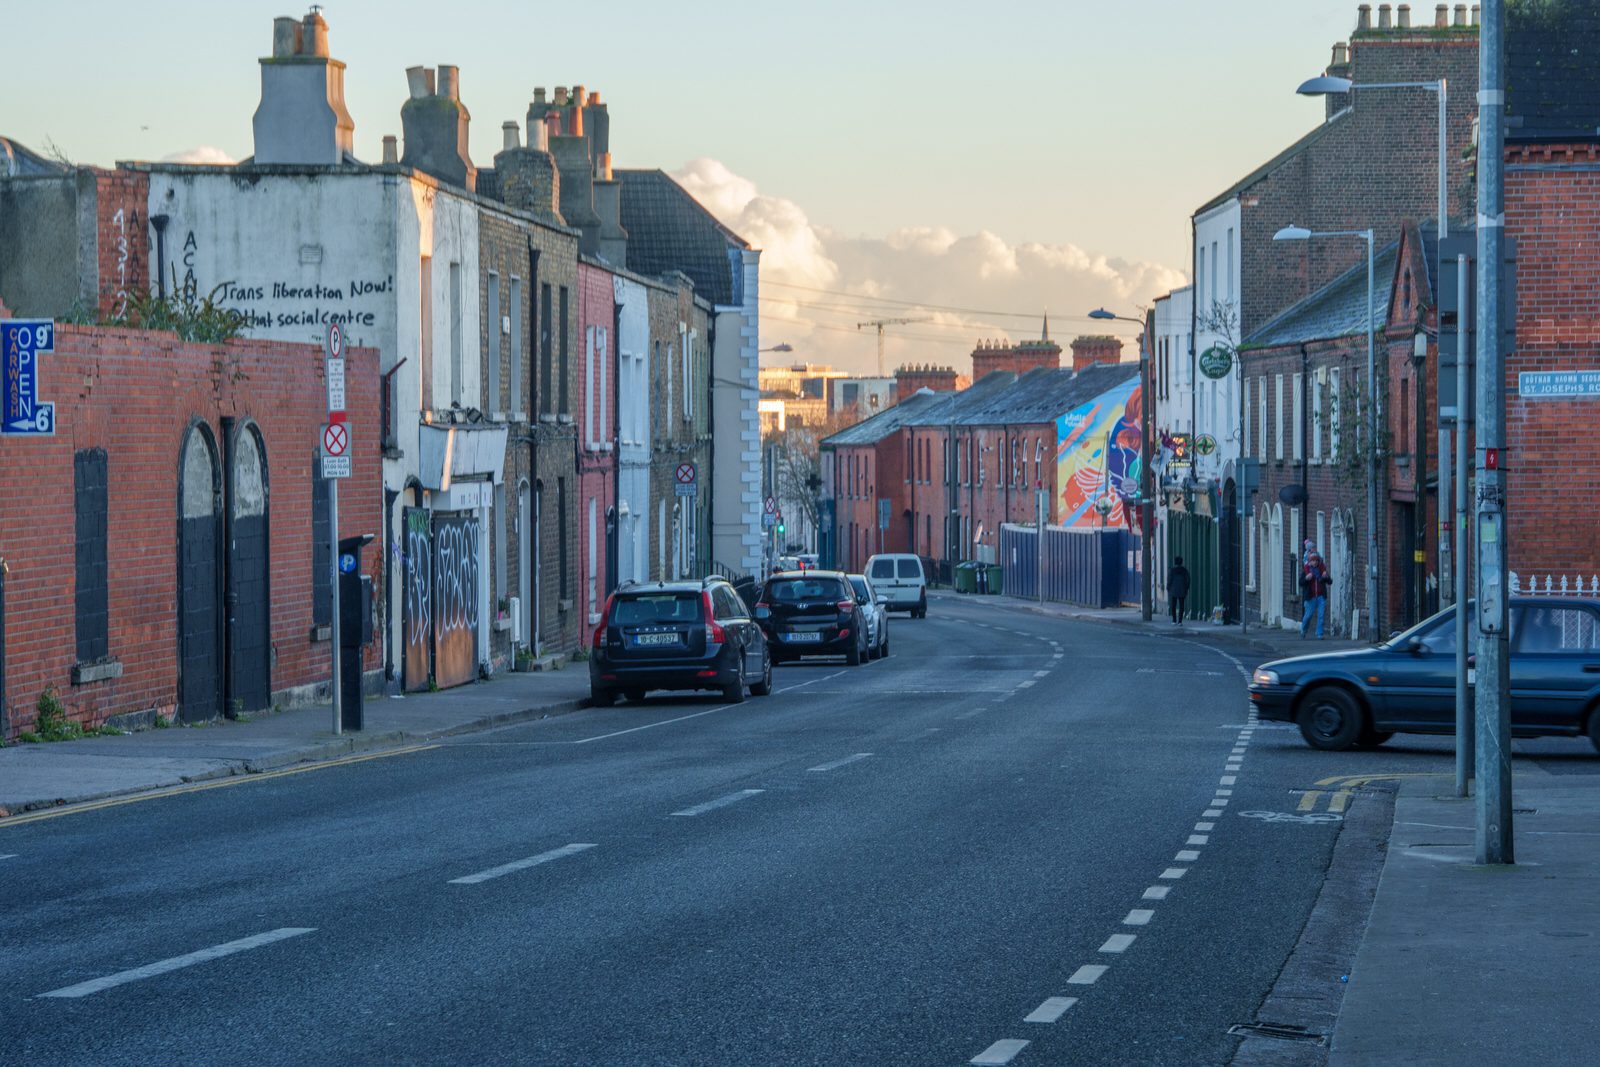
4,598,1595,1065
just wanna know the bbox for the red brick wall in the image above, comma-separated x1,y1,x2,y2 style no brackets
91,169,150,319
575,261,615,626
1070,336,1123,372
894,365,957,402
1505,147,1600,581
0,323,381,737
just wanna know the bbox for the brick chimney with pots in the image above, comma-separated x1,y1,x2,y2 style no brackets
895,364,959,402
401,64,476,191
251,10,356,165
1069,335,1124,372
494,91,564,224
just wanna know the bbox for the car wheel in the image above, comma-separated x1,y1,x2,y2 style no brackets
591,688,617,708
723,679,747,704
846,637,863,666
1586,704,1600,754
881,638,890,658
1355,723,1394,749
623,688,647,704
751,653,773,697
1297,686,1364,751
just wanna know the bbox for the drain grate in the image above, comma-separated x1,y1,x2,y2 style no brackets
1228,1022,1328,1046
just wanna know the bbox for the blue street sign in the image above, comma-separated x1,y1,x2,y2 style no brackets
2,319,57,436
339,553,359,574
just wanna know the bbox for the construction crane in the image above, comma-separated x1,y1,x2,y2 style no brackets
856,317,928,377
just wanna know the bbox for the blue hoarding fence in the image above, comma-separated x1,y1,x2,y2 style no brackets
999,524,1140,609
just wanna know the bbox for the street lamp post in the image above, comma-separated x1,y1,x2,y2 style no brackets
1089,308,1153,622
1274,226,1378,641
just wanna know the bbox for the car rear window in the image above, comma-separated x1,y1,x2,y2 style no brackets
849,577,870,600
611,593,703,625
897,559,923,580
869,559,894,580
766,578,847,602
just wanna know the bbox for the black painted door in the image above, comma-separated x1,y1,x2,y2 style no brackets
226,426,270,716
179,428,223,724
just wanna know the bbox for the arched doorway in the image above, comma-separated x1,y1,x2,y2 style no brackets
178,423,222,724
225,422,270,715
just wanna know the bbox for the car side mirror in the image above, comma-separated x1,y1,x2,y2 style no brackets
876,595,888,605
1407,636,1425,656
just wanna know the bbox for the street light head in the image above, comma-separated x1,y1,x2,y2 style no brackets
1087,308,1115,321
1297,74,1354,96
1274,226,1313,242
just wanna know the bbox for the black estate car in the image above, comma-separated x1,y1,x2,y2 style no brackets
589,578,771,706
756,571,871,665
1249,598,1600,752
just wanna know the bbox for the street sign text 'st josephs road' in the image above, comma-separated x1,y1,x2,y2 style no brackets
2,319,57,436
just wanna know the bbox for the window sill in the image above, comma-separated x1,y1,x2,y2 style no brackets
71,658,123,686
309,624,332,643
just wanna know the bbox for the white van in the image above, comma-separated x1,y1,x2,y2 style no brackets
866,554,927,618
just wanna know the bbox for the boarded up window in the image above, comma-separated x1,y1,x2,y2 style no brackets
74,448,110,663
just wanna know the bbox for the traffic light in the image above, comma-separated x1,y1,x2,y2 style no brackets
777,522,786,535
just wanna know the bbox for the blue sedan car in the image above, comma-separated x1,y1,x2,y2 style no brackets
1249,598,1600,752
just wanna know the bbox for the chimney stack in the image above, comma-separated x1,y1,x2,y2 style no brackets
592,151,628,267
252,10,355,165
1436,4,1449,27
400,64,476,191
500,93,565,224
1357,4,1372,31
1397,4,1411,28
381,135,398,164
1454,3,1467,25
1378,4,1392,29
1069,336,1124,373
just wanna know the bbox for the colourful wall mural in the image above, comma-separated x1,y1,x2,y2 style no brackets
1055,379,1143,528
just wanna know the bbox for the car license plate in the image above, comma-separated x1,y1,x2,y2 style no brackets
635,633,678,647
787,632,822,643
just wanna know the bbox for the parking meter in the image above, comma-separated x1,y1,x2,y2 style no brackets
338,534,375,730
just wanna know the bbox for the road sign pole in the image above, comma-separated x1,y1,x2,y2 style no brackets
1455,253,1474,798
330,476,342,736
1475,0,1512,865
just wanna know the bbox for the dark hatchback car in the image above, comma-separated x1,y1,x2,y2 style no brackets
589,578,771,706
756,571,871,665
1250,597,1600,752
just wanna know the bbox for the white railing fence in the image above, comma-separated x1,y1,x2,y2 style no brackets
1509,572,1600,597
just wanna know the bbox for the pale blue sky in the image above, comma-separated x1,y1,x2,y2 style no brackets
4,1,1367,370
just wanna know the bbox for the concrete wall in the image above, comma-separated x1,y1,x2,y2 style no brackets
710,248,763,576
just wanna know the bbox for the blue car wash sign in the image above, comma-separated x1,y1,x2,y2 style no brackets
2,319,57,436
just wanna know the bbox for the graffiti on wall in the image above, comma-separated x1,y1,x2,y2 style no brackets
1055,379,1143,529
431,514,480,690
402,508,432,692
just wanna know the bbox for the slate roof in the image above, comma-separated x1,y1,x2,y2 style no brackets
1508,0,1600,142
821,363,1142,448
1,136,67,177
615,169,749,306
1243,238,1401,349
1194,116,1344,217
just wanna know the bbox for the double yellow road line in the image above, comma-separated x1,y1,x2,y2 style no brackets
0,743,439,829
1296,772,1441,813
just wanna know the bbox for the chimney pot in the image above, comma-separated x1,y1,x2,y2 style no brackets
589,90,602,105
570,105,583,137
574,85,587,107
382,135,398,164
553,86,569,106
1378,4,1392,29
1397,4,1411,28
300,10,329,56
1436,3,1449,27
405,66,430,101
1470,4,1479,24
502,121,520,151
534,87,547,104
271,16,300,58
1357,4,1372,31
1332,41,1351,66
1454,3,1466,25
438,65,460,102
527,117,550,152
598,151,613,181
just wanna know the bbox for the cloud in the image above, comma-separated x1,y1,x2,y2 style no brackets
671,159,1188,376
160,145,236,165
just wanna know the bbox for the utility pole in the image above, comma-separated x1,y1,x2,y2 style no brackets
1474,0,1513,866
1139,323,1154,622
856,317,927,378
1455,253,1474,799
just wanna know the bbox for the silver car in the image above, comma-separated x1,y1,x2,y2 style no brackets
848,574,890,659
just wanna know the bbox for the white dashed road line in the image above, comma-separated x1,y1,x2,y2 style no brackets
670,789,765,817
1024,997,1078,1023
1160,867,1187,880
971,1039,1030,1065
0,854,16,861
448,843,597,885
1187,835,1209,846
1098,933,1136,954
37,928,315,999
1142,885,1171,900
1067,964,1109,985
1123,909,1154,926
1175,849,1200,862
807,753,873,773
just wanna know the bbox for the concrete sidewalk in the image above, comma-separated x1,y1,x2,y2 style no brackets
1330,768,1600,1065
0,665,592,816
931,590,1366,662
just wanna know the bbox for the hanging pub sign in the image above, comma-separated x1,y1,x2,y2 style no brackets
1198,344,1234,380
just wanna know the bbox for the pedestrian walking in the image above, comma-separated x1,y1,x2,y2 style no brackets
1301,549,1330,639
1167,556,1191,626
